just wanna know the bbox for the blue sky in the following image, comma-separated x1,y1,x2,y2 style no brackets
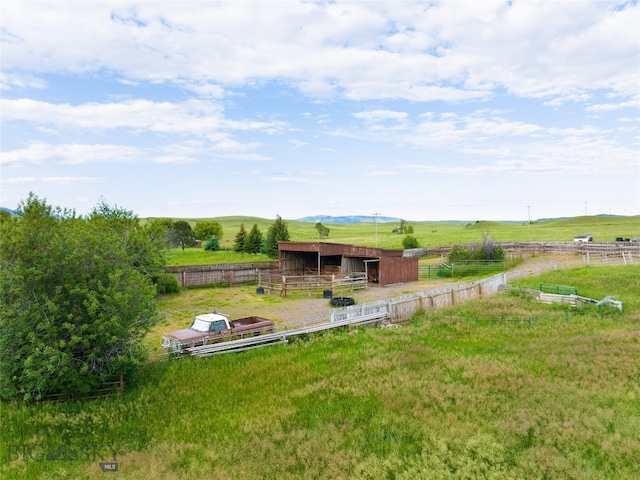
1,1,639,221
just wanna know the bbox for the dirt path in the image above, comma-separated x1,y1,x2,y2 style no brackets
251,254,586,327
148,254,592,356
256,277,458,327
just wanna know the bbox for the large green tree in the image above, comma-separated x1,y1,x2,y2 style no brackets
264,215,290,258
194,220,223,241
0,194,162,401
146,218,174,249
315,221,330,238
168,220,196,250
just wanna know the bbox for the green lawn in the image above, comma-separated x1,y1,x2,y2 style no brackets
2,265,639,479
162,215,640,265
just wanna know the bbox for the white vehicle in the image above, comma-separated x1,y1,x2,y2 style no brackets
573,234,593,243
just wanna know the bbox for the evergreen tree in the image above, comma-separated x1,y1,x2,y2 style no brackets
264,215,290,258
233,224,247,252
244,224,263,254
204,236,220,251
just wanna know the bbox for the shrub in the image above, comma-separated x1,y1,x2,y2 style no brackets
155,273,181,294
0,195,160,401
402,235,419,249
204,236,220,251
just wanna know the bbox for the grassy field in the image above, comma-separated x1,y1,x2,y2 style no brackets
2,264,639,479
162,215,640,265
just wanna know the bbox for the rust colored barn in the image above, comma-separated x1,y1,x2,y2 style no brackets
278,241,418,286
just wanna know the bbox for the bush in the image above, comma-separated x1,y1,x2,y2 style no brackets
448,236,504,262
448,245,471,262
155,273,181,294
204,236,220,251
0,195,161,401
402,235,419,249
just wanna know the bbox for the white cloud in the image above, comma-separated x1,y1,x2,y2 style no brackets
1,98,225,134
2,1,636,102
366,171,397,177
352,110,408,123
0,72,47,90
0,143,141,167
2,176,102,185
586,100,639,112
1,1,638,219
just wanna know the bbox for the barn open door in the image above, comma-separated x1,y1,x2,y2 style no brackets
363,259,380,283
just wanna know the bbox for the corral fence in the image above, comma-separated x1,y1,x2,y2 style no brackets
166,261,279,288
185,274,507,357
419,260,505,278
330,273,507,325
499,284,623,312
167,242,638,289
257,272,367,297
38,375,125,403
407,241,640,258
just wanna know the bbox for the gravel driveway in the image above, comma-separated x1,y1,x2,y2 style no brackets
253,254,586,328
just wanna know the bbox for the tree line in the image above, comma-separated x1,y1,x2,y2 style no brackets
149,216,290,258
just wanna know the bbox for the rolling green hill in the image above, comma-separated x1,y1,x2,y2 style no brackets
159,215,640,265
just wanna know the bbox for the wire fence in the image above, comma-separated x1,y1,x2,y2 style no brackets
37,375,125,403
419,260,506,278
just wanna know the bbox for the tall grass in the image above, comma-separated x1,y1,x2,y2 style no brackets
2,265,639,479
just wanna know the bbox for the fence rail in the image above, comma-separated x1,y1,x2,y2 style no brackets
174,248,632,358
258,272,367,297
186,311,390,357
410,241,640,257
167,262,278,288
180,274,507,357
38,375,124,402
167,242,638,289
420,261,505,278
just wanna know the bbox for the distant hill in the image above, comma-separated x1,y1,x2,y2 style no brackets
297,215,401,224
0,207,18,216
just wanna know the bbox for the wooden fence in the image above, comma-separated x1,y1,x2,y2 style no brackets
257,272,368,297
330,274,507,324
39,375,124,403
407,241,640,258
168,242,638,289
167,262,278,288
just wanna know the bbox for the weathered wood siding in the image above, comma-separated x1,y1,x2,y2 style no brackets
167,262,279,288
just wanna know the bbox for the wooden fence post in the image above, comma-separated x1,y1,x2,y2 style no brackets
119,375,124,398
